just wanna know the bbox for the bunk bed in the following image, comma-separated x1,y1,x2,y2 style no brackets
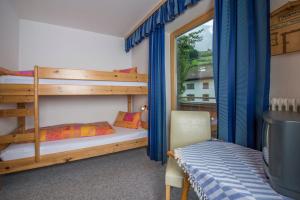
0,66,148,174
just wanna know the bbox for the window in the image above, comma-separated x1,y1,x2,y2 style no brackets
202,94,209,101
187,83,195,89
187,94,195,101
174,19,215,106
171,10,218,138
203,82,209,89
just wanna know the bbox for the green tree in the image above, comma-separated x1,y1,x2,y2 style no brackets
177,30,203,95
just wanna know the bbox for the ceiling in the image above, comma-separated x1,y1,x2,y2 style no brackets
11,0,161,37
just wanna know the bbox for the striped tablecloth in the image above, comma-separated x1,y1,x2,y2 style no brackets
174,141,290,200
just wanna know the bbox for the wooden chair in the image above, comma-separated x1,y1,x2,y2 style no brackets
165,111,211,200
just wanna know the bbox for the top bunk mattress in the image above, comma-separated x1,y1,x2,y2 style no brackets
0,127,147,161
0,75,147,87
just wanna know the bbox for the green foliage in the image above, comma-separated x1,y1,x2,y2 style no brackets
177,30,203,95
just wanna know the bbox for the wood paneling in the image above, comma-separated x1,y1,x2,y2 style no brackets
38,67,148,82
0,137,148,174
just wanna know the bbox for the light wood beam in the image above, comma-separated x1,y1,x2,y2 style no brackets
38,67,148,82
0,108,33,118
0,96,34,103
17,103,26,133
0,137,147,174
34,66,40,162
127,95,132,112
0,132,34,145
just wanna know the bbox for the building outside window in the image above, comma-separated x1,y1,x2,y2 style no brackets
187,83,195,90
202,94,209,101
187,94,195,101
203,82,209,89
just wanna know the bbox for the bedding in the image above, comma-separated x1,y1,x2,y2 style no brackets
175,141,288,200
0,67,33,76
30,122,115,142
113,67,137,74
114,111,141,129
0,127,147,161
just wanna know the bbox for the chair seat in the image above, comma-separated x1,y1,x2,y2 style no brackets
165,157,184,188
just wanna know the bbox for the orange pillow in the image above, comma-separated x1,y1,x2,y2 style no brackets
37,122,115,142
114,111,141,129
113,67,137,74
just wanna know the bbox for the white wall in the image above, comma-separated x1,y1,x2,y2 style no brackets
0,0,19,135
19,20,131,70
270,0,300,99
131,38,148,117
0,0,19,70
18,20,132,129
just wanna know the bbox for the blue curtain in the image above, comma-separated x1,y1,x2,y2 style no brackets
125,0,203,52
213,0,270,149
148,25,167,163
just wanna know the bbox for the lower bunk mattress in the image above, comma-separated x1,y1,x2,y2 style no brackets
0,127,147,161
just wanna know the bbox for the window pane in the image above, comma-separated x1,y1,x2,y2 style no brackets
175,19,217,138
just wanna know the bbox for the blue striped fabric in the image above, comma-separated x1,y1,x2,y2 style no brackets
175,141,290,200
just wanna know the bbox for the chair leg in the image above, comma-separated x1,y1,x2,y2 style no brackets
181,174,190,200
166,185,171,200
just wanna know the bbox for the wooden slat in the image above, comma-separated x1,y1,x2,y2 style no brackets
0,95,34,103
38,67,148,82
0,137,148,174
17,103,26,133
34,66,40,162
0,132,34,145
38,84,148,95
0,108,33,118
127,95,132,112
0,84,34,95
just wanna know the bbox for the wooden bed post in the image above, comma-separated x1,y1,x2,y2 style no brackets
17,103,26,133
34,66,40,162
127,95,132,112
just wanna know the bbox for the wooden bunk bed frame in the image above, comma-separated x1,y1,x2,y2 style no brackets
0,66,148,174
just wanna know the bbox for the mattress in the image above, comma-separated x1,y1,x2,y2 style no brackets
0,127,147,161
0,75,147,87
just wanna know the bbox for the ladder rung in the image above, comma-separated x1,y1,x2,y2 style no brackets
0,95,34,103
0,132,35,144
0,109,34,118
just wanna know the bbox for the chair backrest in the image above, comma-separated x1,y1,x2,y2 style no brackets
170,111,211,150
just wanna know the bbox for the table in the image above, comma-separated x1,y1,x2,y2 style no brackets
174,141,289,200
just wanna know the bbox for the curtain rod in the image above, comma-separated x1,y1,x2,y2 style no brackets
125,0,167,38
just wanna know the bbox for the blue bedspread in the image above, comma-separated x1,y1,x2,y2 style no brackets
174,141,289,200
